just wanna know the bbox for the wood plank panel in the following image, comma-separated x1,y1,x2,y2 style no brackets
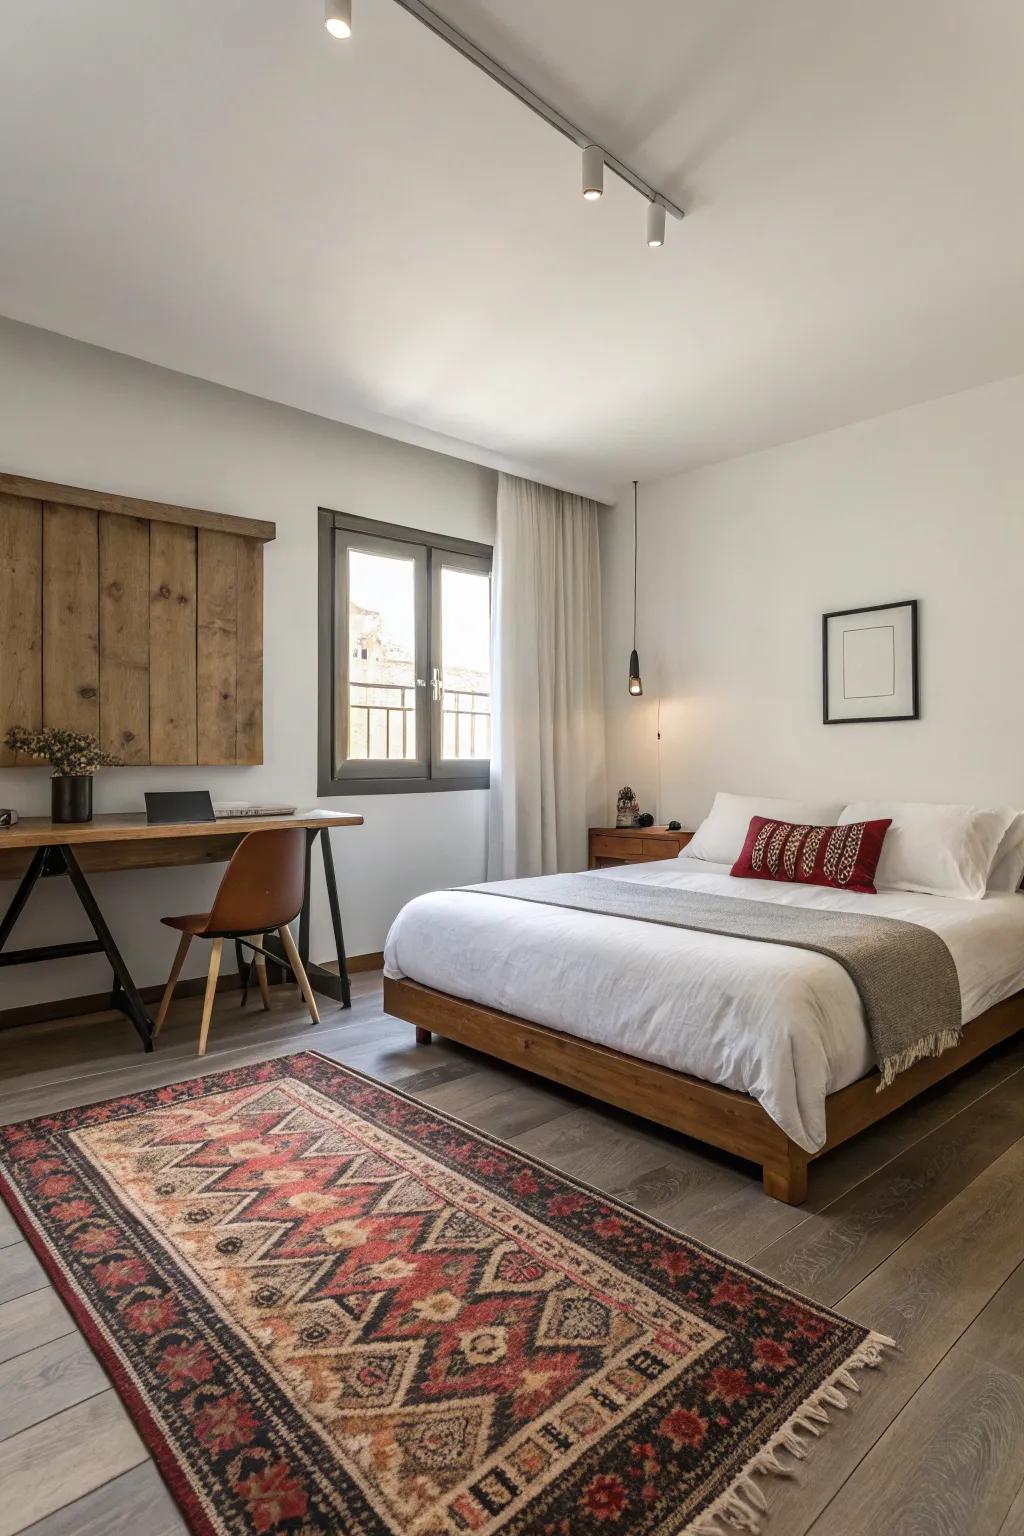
0,471,275,542
0,1289,74,1367
754,1068,1024,1304
0,1391,146,1536
196,529,238,764
41,504,99,736
759,1137,1024,1535
149,523,196,765
0,1203,17,1247
0,1242,47,1306
0,494,42,765
18,1462,188,1536
235,536,263,763
0,1332,110,1441
98,513,150,764
998,1478,1024,1536
806,1263,1024,1536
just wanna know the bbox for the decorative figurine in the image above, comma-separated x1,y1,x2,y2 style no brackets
616,786,640,827
668,820,682,831
637,812,655,828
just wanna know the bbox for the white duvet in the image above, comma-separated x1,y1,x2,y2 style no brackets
383,857,1024,1152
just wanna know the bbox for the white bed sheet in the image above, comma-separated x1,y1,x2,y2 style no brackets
383,857,1024,1152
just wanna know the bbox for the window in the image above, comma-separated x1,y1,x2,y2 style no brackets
318,509,492,794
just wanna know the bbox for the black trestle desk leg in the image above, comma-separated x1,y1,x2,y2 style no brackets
0,847,47,954
320,827,351,1009
298,830,315,966
61,846,155,1051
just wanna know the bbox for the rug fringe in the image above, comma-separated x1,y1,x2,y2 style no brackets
681,1331,895,1535
877,1028,962,1090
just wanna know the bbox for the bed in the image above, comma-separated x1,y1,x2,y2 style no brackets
383,853,1024,1203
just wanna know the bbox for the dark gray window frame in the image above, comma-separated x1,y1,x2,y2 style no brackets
318,508,492,796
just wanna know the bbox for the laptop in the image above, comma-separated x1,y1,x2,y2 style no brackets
144,790,216,825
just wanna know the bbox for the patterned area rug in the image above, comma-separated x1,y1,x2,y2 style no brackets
0,1053,890,1535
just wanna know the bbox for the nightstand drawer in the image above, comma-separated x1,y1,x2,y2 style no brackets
591,833,644,860
642,838,679,857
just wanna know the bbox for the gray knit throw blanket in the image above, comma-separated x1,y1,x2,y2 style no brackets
464,874,963,1090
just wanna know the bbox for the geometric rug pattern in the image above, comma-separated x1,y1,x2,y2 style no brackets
0,1053,890,1534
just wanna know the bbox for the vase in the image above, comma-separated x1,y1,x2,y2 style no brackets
51,774,93,824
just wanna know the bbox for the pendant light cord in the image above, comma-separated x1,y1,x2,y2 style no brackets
633,480,638,650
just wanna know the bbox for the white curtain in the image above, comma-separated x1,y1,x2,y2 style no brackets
487,473,606,878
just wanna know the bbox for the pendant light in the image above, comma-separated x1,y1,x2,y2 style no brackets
581,145,604,201
646,200,666,247
629,480,643,696
325,0,352,39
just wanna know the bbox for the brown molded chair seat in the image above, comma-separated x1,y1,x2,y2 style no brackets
153,828,320,1056
161,913,214,935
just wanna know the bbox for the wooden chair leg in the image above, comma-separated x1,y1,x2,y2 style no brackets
415,1028,432,1045
197,938,223,1057
278,923,320,1026
153,932,192,1039
253,933,271,1011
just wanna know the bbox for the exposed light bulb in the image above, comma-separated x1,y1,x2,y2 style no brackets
581,145,604,201
325,0,351,39
646,200,666,247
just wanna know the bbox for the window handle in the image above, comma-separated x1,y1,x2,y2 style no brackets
431,667,444,702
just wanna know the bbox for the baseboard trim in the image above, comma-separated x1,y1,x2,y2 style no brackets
0,951,386,1033
0,972,245,1033
345,952,385,974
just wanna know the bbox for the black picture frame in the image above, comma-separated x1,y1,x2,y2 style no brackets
822,599,919,725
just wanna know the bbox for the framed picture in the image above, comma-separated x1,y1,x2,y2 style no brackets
822,600,919,724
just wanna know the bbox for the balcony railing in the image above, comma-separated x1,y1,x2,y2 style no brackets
347,682,490,761
441,689,490,760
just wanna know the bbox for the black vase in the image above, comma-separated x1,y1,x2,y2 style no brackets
51,775,93,824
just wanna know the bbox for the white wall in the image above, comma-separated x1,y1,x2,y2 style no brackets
602,373,1024,832
0,318,496,1008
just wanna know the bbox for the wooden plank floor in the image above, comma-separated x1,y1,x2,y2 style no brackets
1,972,1023,1535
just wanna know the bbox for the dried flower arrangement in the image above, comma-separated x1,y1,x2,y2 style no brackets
4,726,122,778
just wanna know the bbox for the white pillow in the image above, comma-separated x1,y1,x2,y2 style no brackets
987,812,1024,893
838,800,1015,900
685,792,845,866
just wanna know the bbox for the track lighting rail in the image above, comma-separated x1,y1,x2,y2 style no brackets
389,0,685,223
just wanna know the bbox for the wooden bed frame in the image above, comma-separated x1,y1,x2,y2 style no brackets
383,977,1024,1204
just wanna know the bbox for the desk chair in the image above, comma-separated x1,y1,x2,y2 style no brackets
153,827,320,1055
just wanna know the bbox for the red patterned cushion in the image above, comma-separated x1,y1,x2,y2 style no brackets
731,815,892,893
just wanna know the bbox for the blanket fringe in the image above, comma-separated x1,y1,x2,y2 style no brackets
681,1331,895,1535
877,1028,963,1091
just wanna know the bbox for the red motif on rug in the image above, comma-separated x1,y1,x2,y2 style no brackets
0,1053,890,1534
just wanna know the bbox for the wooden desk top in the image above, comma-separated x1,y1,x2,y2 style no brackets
0,810,363,850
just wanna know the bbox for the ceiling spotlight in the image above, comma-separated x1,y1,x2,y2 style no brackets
581,145,604,201
646,201,666,247
325,0,351,39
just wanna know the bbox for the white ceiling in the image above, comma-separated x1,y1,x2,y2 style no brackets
1,0,1022,499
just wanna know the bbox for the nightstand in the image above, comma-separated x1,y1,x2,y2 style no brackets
588,825,693,869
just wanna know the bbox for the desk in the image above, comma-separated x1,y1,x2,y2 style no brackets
0,811,363,1050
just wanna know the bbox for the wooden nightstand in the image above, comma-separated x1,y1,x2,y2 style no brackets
588,825,693,869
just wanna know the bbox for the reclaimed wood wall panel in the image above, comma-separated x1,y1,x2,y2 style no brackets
196,530,239,766
149,523,197,765
99,513,150,764
0,494,43,766
235,535,264,764
42,504,99,737
1,476,271,767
